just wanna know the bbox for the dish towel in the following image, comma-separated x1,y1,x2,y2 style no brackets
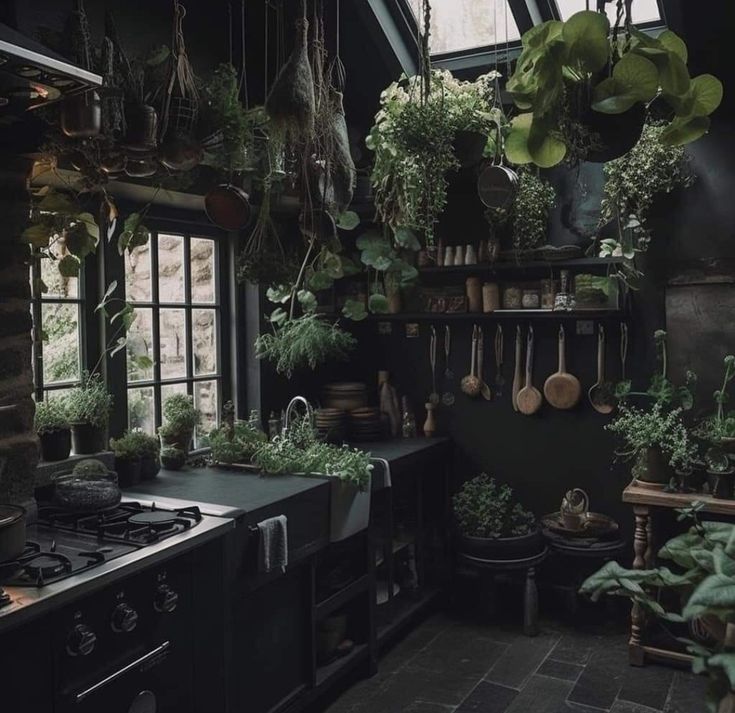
257,515,288,574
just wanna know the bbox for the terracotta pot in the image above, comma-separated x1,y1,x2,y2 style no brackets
204,185,252,231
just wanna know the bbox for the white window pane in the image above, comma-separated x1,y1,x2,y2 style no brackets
410,0,520,54
125,244,152,302
159,308,187,379
158,234,185,302
39,238,79,298
127,308,154,382
194,380,218,447
128,386,155,435
192,309,218,376
190,238,216,303
41,302,80,384
556,0,660,24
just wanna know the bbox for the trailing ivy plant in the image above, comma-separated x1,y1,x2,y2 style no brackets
505,10,723,167
598,120,695,283
581,506,735,713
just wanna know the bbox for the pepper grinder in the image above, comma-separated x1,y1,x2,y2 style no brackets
423,402,437,438
443,245,454,267
454,245,465,266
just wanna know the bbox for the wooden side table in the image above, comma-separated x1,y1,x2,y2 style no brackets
622,484,735,666
456,548,548,636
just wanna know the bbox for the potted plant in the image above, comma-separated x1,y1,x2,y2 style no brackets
504,11,723,168
34,397,72,462
160,446,187,471
126,430,161,480
159,394,201,453
453,474,542,561
581,506,735,713
607,401,696,487
109,432,142,488
207,420,267,466
66,372,113,455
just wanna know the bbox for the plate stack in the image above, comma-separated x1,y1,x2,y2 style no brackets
348,407,383,442
315,408,347,443
321,382,368,412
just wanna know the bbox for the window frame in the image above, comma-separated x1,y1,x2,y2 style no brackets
118,219,231,446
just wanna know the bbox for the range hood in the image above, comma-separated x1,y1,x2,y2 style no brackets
0,22,101,113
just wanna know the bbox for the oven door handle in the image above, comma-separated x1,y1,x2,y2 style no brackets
75,641,171,702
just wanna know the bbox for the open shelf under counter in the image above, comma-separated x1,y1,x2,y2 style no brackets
314,643,370,688
419,256,624,277
376,586,444,649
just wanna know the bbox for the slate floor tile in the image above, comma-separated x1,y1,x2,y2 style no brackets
404,703,456,713
538,659,584,682
618,663,674,711
371,667,478,711
485,632,560,690
610,701,661,713
410,630,507,679
549,635,598,666
567,661,622,710
664,671,709,713
505,675,574,713
456,681,518,713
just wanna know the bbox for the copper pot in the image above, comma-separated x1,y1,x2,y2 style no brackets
204,184,252,231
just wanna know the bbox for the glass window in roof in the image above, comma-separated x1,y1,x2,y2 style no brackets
556,0,661,25
409,0,521,55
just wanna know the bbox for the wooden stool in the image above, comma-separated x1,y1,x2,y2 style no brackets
457,548,549,636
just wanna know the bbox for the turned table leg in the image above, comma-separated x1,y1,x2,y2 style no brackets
629,505,651,665
524,566,539,637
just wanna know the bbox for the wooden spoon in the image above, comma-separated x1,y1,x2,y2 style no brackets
477,326,492,401
517,326,543,415
588,324,615,414
511,325,523,411
544,325,581,410
461,325,481,397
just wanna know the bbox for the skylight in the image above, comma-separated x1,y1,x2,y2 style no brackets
556,0,662,25
408,0,521,56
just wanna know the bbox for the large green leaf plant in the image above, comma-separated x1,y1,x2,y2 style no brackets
505,10,723,167
581,506,735,712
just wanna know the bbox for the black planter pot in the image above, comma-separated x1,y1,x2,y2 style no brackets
583,104,646,164
39,428,72,462
115,457,142,488
453,130,488,169
140,455,161,481
71,422,108,455
708,470,734,499
161,451,187,471
458,528,545,562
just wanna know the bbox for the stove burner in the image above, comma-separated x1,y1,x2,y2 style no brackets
24,553,72,584
128,511,177,528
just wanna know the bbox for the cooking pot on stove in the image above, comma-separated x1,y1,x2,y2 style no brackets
0,504,26,563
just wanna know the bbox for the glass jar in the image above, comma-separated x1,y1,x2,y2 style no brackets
502,285,523,310
522,289,540,309
541,279,556,310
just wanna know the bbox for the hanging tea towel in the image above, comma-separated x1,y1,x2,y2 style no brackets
257,515,288,574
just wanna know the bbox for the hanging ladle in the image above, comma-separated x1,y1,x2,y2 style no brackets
588,324,615,414
477,326,492,401
429,325,440,405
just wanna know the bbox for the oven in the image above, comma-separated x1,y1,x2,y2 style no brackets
53,551,195,713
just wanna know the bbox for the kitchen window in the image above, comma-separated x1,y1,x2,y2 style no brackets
123,231,222,446
29,239,85,400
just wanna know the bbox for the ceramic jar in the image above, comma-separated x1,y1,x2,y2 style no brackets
466,277,482,312
522,289,541,309
482,283,500,313
464,244,478,265
454,245,465,266
444,246,455,267
502,286,523,310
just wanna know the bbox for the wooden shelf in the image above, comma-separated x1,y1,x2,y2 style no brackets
420,257,623,276
315,575,370,620
623,484,735,516
315,643,369,687
364,309,622,322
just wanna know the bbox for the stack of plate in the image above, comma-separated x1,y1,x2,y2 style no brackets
348,407,383,442
315,408,347,443
321,382,368,412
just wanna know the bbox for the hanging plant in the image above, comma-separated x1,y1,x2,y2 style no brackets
597,120,695,281
504,9,723,168
367,70,501,247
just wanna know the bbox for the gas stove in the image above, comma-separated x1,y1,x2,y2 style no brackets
0,498,233,628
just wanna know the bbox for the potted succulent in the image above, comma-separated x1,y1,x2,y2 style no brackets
109,432,143,488
160,446,187,471
66,372,113,455
34,397,72,462
158,394,201,453
453,474,542,561
504,11,723,167
126,430,161,480
607,402,696,487
581,506,735,713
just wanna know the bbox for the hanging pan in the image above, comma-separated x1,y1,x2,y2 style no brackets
477,119,518,211
205,184,252,231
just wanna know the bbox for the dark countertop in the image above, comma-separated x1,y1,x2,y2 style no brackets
356,437,451,464
126,467,329,519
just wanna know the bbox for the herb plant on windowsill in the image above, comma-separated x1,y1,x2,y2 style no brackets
35,397,72,462
158,394,201,454
66,372,114,455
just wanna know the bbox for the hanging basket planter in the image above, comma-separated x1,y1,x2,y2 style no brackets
122,103,158,153
453,130,488,169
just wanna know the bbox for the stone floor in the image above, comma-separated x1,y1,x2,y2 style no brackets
322,613,707,713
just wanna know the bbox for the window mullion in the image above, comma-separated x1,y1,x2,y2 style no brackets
151,232,163,429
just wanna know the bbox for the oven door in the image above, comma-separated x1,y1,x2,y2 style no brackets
57,640,192,713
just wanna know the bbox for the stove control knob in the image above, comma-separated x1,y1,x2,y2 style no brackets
154,584,178,614
111,602,139,633
66,624,96,657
